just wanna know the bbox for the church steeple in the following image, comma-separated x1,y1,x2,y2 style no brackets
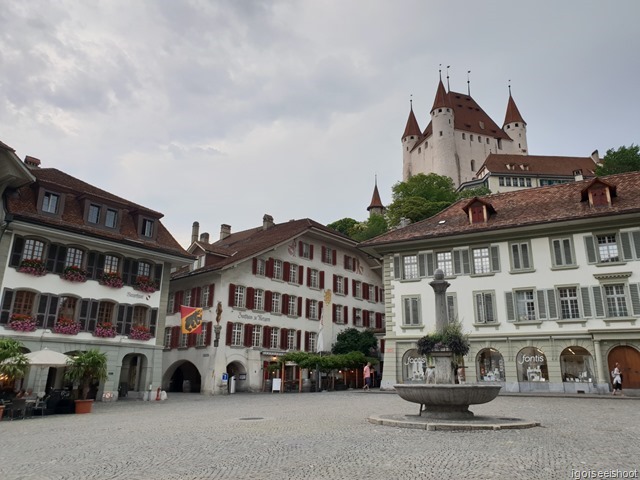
367,178,385,217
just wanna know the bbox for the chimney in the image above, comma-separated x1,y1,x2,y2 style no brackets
263,214,275,230
573,169,584,182
191,222,200,244
220,224,231,240
24,156,41,168
199,232,210,243
591,149,600,164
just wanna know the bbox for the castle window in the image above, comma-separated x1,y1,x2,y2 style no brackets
515,123,519,127
478,136,481,143
486,138,490,144
447,109,450,112
470,160,476,171
497,139,502,149
470,135,474,141
462,133,466,140
418,147,421,154
426,142,428,148
438,109,442,113
506,125,510,129
439,131,443,137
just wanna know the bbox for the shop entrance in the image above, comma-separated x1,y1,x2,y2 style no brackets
608,346,640,389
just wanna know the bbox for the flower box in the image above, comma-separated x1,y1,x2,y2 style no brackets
53,317,82,335
9,314,37,332
61,266,87,283
93,322,117,338
18,258,46,277
133,275,158,294
100,272,124,289
129,325,152,341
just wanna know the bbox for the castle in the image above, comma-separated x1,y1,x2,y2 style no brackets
402,77,528,187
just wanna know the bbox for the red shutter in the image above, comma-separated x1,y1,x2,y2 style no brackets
283,262,290,282
352,280,356,297
244,324,253,347
298,241,304,256
282,294,289,315
267,258,274,278
225,322,233,345
318,300,323,320
307,268,311,287
332,250,336,265
246,287,255,309
363,283,369,300
344,278,349,296
252,258,257,275
171,326,180,348
376,313,382,329
174,291,184,313
190,288,197,307
263,326,271,348
320,271,325,289
208,284,215,307
352,308,356,325
363,311,370,328
380,339,385,353
375,286,379,303
321,246,326,262
333,274,337,291
188,332,197,347
297,297,302,317
343,254,348,269
296,330,301,350
305,299,310,318
265,291,273,312
228,284,236,307
305,331,310,351
298,265,304,285
332,304,337,323
280,328,287,349
205,321,213,346
310,245,314,260
195,287,202,307
344,306,349,324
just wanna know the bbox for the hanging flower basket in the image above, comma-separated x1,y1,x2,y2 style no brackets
100,272,124,289
129,325,152,341
61,265,87,283
133,275,158,293
18,258,46,277
53,317,82,335
9,314,37,332
93,322,116,338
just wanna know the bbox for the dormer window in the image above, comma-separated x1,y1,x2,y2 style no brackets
88,204,101,224
105,209,118,228
42,192,60,214
463,198,496,225
141,218,154,237
581,179,616,208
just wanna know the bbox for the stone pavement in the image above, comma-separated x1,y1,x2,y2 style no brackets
0,391,638,480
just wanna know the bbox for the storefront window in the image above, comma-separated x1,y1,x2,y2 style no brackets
560,347,595,383
476,348,505,381
516,347,548,382
402,349,428,383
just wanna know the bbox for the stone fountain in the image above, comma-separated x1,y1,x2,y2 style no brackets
393,269,501,420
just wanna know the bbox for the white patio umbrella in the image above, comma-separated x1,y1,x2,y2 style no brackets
23,348,71,394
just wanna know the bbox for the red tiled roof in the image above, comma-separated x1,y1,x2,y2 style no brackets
503,94,526,126
368,184,384,211
7,167,191,259
360,171,640,248
172,218,355,279
0,140,16,152
402,106,421,139
479,154,597,177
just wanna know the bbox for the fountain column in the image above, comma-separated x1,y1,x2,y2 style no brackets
429,269,454,384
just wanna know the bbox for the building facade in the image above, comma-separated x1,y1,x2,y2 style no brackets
163,215,385,395
361,172,640,395
0,145,192,399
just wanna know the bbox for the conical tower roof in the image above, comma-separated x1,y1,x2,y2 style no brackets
402,105,421,139
431,79,451,112
503,94,526,126
367,182,384,212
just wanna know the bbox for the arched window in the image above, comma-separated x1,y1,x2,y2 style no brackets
476,348,505,381
560,347,595,382
516,347,548,382
470,159,476,172
402,348,429,383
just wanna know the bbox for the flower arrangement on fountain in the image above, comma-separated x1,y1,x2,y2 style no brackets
417,321,470,357
61,265,88,283
100,271,124,289
93,321,117,338
18,258,46,277
129,324,152,341
9,313,37,332
53,316,82,335
133,275,158,293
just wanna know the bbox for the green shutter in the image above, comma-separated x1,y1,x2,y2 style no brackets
453,250,462,275
546,289,558,320
552,239,563,266
580,287,592,318
393,255,400,280
490,246,500,272
630,284,640,316
426,253,434,277
584,236,597,263
418,254,426,277
537,290,547,320
632,231,640,259
462,249,471,274
620,232,633,261
592,286,605,317
505,292,515,321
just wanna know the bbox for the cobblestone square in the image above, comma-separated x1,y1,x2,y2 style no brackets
0,392,638,480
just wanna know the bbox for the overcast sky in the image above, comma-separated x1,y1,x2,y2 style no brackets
1,1,638,248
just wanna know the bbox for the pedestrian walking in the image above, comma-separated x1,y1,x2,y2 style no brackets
363,362,371,391
612,362,623,396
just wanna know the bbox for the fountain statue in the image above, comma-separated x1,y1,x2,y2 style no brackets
394,269,501,419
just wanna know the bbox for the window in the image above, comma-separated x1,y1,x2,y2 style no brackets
462,133,466,140
256,259,266,276
353,281,362,299
289,263,298,283
334,305,344,324
402,296,421,326
309,301,318,320
436,251,453,276
270,327,279,349
105,209,118,228
559,287,580,319
97,301,115,324
252,325,262,347
88,204,101,224
65,248,84,268
344,256,355,271
273,260,283,280
322,247,335,264
271,292,281,314
288,295,299,316
515,290,537,321
254,289,264,311
470,160,475,171
499,177,504,186
470,135,473,141
526,178,532,187
103,255,119,274
402,255,419,280
472,248,491,274
58,296,78,321
23,239,45,261
367,284,375,302
234,286,246,308
597,234,619,263
309,269,319,289
13,290,36,315
354,308,363,327
133,305,148,327
202,286,211,308
474,291,495,323
167,294,175,314
137,261,152,278
604,284,628,317
184,289,192,307
164,327,172,348
505,177,512,187
196,322,208,347
232,323,243,346
300,242,312,259
179,331,189,348
308,332,317,353
287,330,296,350
141,219,154,237
42,193,59,214
551,237,575,267
519,178,525,187
335,276,345,295
510,242,533,271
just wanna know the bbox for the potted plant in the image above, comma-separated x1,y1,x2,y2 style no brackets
99,271,123,289
64,349,108,414
129,324,152,341
133,275,158,293
93,322,116,338
0,338,29,421
9,313,37,332
18,258,46,276
61,265,87,283
53,316,82,335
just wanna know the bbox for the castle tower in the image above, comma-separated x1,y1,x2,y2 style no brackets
401,102,421,180
430,79,460,185
367,178,385,217
503,90,528,154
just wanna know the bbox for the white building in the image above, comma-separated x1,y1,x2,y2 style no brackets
162,215,385,395
360,172,640,395
0,144,192,400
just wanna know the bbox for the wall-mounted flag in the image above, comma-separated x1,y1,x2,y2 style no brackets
181,306,203,334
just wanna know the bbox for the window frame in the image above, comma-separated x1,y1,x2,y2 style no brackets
550,236,576,268
402,295,422,326
509,241,534,273
473,290,496,324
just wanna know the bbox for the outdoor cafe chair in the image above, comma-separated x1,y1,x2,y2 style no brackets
9,398,26,420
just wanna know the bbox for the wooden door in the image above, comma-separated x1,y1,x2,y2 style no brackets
608,346,640,389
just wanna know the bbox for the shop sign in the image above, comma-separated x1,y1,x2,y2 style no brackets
262,351,286,357
404,356,428,366
238,312,271,322
518,354,546,364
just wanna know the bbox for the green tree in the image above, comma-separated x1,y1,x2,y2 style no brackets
350,214,389,242
457,185,491,199
327,218,358,236
332,327,378,356
386,173,458,227
0,338,29,382
595,145,640,176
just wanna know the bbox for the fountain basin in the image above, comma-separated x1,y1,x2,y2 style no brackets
394,384,502,419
